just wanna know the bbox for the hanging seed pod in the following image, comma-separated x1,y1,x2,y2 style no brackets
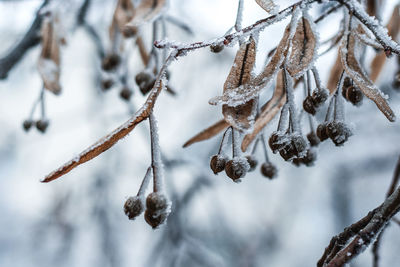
346,85,363,106
124,196,144,220
225,157,250,182
22,119,34,132
101,79,114,91
245,155,258,172
210,43,224,53
101,53,121,71
260,162,277,179
326,121,352,146
210,154,227,175
279,135,307,162
145,209,168,229
36,119,49,133
301,149,317,166
316,122,329,141
306,131,320,147
268,132,288,153
119,87,133,101
145,192,170,229
311,88,328,107
303,96,316,115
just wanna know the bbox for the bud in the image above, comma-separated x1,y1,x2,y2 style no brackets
22,119,33,132
124,196,144,220
303,96,316,115
260,162,277,179
268,132,288,153
36,119,49,133
300,149,317,166
306,131,320,147
245,155,258,172
326,121,352,146
225,157,250,182
316,122,329,141
101,54,121,71
101,79,114,91
210,154,226,174
119,87,133,101
346,85,363,106
311,88,328,107
135,71,153,87
210,43,224,53
144,209,168,229
145,192,170,229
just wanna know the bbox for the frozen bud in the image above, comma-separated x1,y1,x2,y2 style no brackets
245,155,258,172
101,54,121,71
316,122,329,141
144,209,168,229
146,192,169,213
326,121,352,146
119,87,133,101
260,162,277,179
307,131,320,147
135,71,153,87
101,79,114,91
279,135,307,161
343,77,352,90
210,43,224,53
268,132,288,153
140,80,156,95
22,119,33,132
312,88,328,107
301,149,317,166
35,119,49,133
346,86,363,106
210,154,226,174
124,196,144,220
303,96,316,115
225,157,250,182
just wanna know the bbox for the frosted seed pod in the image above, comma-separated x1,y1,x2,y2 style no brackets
303,96,316,115
22,119,33,132
119,87,133,101
101,53,121,71
343,77,352,90
146,192,168,213
144,209,168,229
101,79,114,91
245,155,258,172
326,121,352,146
225,158,250,181
291,135,308,158
268,132,288,153
124,196,144,220
316,122,329,141
260,162,277,179
301,149,317,166
210,154,226,174
307,132,320,147
346,86,363,106
36,119,49,133
135,71,153,88
311,88,328,107
140,79,156,95
210,43,224,53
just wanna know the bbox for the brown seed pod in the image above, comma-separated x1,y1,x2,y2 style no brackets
343,77,352,90
316,122,329,141
245,155,258,172
23,119,33,132
306,131,320,147
135,71,153,87
291,135,308,158
101,79,114,91
268,131,288,153
301,149,317,166
144,209,168,229
36,119,49,133
311,88,328,107
326,121,352,146
140,79,156,95
260,162,277,179
346,85,363,106
146,192,169,213
210,43,224,53
303,96,316,115
101,53,121,71
119,87,133,101
225,158,250,182
124,196,144,220
210,154,226,174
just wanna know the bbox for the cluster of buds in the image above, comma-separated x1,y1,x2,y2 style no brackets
303,70,329,116
23,119,49,133
22,88,50,134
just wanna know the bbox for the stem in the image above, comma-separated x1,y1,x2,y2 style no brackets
260,134,270,162
217,126,232,155
137,167,152,197
149,112,163,193
235,0,244,32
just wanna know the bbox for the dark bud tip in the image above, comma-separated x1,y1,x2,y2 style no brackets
268,132,288,154
124,196,144,220
311,88,328,107
35,119,49,133
307,132,320,147
210,154,226,174
210,43,224,53
260,162,277,179
303,96,316,115
346,85,363,106
119,87,133,101
326,121,352,146
101,54,121,71
316,123,329,142
22,119,33,132
225,157,250,182
245,155,258,172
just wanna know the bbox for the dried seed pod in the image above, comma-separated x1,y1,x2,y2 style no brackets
146,192,168,213
326,121,352,146
124,196,144,220
300,149,317,166
306,131,320,147
22,119,33,132
144,209,168,229
279,134,307,161
303,96,316,115
210,154,226,174
36,119,49,133
343,77,352,90
119,87,133,101
245,155,258,172
346,85,363,106
135,71,153,87
140,80,156,95
210,43,224,53
260,162,277,179
316,122,329,141
268,131,288,153
311,88,328,107
225,157,250,182
101,79,114,91
102,53,121,71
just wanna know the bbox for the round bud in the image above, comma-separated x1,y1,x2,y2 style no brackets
36,119,49,133
301,149,317,166
22,119,33,132
291,135,308,158
312,88,328,107
101,79,114,91
210,154,226,174
303,96,316,115
316,123,329,141
146,192,169,213
341,85,348,99
326,121,352,146
245,155,258,172
101,54,121,71
210,44,224,53
119,87,133,101
343,77,352,90
306,132,320,147
144,209,168,229
124,196,144,220
346,85,363,106
140,79,156,95
260,162,277,179
135,71,153,87
268,131,288,153
225,157,250,182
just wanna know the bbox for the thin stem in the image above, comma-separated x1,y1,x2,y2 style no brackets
235,0,244,32
260,134,270,162
40,87,46,118
149,112,163,193
137,167,152,197
306,70,312,96
217,126,232,155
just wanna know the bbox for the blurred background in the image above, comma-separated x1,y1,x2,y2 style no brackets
0,0,400,266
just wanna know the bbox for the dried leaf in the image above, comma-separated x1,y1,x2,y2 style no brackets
340,30,395,121
327,52,343,94
183,120,229,148
222,37,257,130
242,70,286,151
124,0,168,31
286,16,318,78
110,0,135,40
255,0,279,14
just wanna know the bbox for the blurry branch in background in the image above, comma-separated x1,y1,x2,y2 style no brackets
0,0,50,79
318,156,400,267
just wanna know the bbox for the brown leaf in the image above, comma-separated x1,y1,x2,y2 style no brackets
241,70,286,151
222,37,257,130
340,29,395,122
124,0,167,32
286,16,318,78
327,52,343,94
182,120,229,148
110,0,135,39
255,0,278,14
